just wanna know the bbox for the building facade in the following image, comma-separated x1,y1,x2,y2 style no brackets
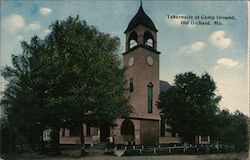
59,4,181,145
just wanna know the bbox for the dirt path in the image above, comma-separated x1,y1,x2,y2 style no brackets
3,152,247,160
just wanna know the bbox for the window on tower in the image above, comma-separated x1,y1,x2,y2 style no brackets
144,31,154,48
145,39,153,47
129,78,134,92
128,31,138,49
147,82,153,113
129,40,137,48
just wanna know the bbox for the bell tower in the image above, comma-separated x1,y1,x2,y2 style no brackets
123,3,161,144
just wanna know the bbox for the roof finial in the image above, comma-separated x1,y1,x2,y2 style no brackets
140,0,142,7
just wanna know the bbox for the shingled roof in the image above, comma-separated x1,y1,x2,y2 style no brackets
124,5,158,33
160,80,171,93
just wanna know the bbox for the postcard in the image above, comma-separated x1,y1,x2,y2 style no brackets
0,0,249,159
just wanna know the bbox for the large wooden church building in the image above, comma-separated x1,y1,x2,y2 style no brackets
59,3,181,145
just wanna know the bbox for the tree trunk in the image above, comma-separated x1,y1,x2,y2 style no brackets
11,132,16,154
80,122,85,156
54,128,60,154
40,129,44,153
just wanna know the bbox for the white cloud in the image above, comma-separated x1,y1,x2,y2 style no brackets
39,29,51,37
209,30,231,49
215,58,239,69
2,14,44,33
188,41,205,53
180,41,205,54
40,7,52,15
42,29,51,35
15,35,24,42
3,14,25,32
27,21,41,31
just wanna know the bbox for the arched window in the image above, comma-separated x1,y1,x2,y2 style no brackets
121,119,134,135
144,31,154,48
145,39,153,46
128,31,138,49
130,40,137,48
147,82,153,113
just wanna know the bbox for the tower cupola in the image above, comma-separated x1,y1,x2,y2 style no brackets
124,5,158,33
124,3,159,53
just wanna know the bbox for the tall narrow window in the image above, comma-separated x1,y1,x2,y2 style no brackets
147,83,153,113
129,78,134,92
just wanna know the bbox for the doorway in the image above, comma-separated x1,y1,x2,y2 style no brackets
100,123,110,142
121,119,135,143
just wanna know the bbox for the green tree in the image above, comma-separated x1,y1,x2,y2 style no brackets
1,16,130,154
1,53,43,152
216,109,248,151
157,72,221,143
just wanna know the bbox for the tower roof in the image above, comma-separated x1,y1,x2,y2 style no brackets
124,5,158,33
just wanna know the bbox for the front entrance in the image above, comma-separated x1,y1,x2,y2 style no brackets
100,123,110,142
121,119,135,144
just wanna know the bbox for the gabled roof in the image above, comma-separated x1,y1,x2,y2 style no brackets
160,81,171,92
124,5,158,33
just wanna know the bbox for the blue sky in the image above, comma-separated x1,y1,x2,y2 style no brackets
0,0,248,115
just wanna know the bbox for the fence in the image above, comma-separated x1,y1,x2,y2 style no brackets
104,143,235,156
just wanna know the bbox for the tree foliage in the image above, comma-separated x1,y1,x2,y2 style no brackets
157,72,221,142
216,109,248,151
158,72,248,151
1,16,130,152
